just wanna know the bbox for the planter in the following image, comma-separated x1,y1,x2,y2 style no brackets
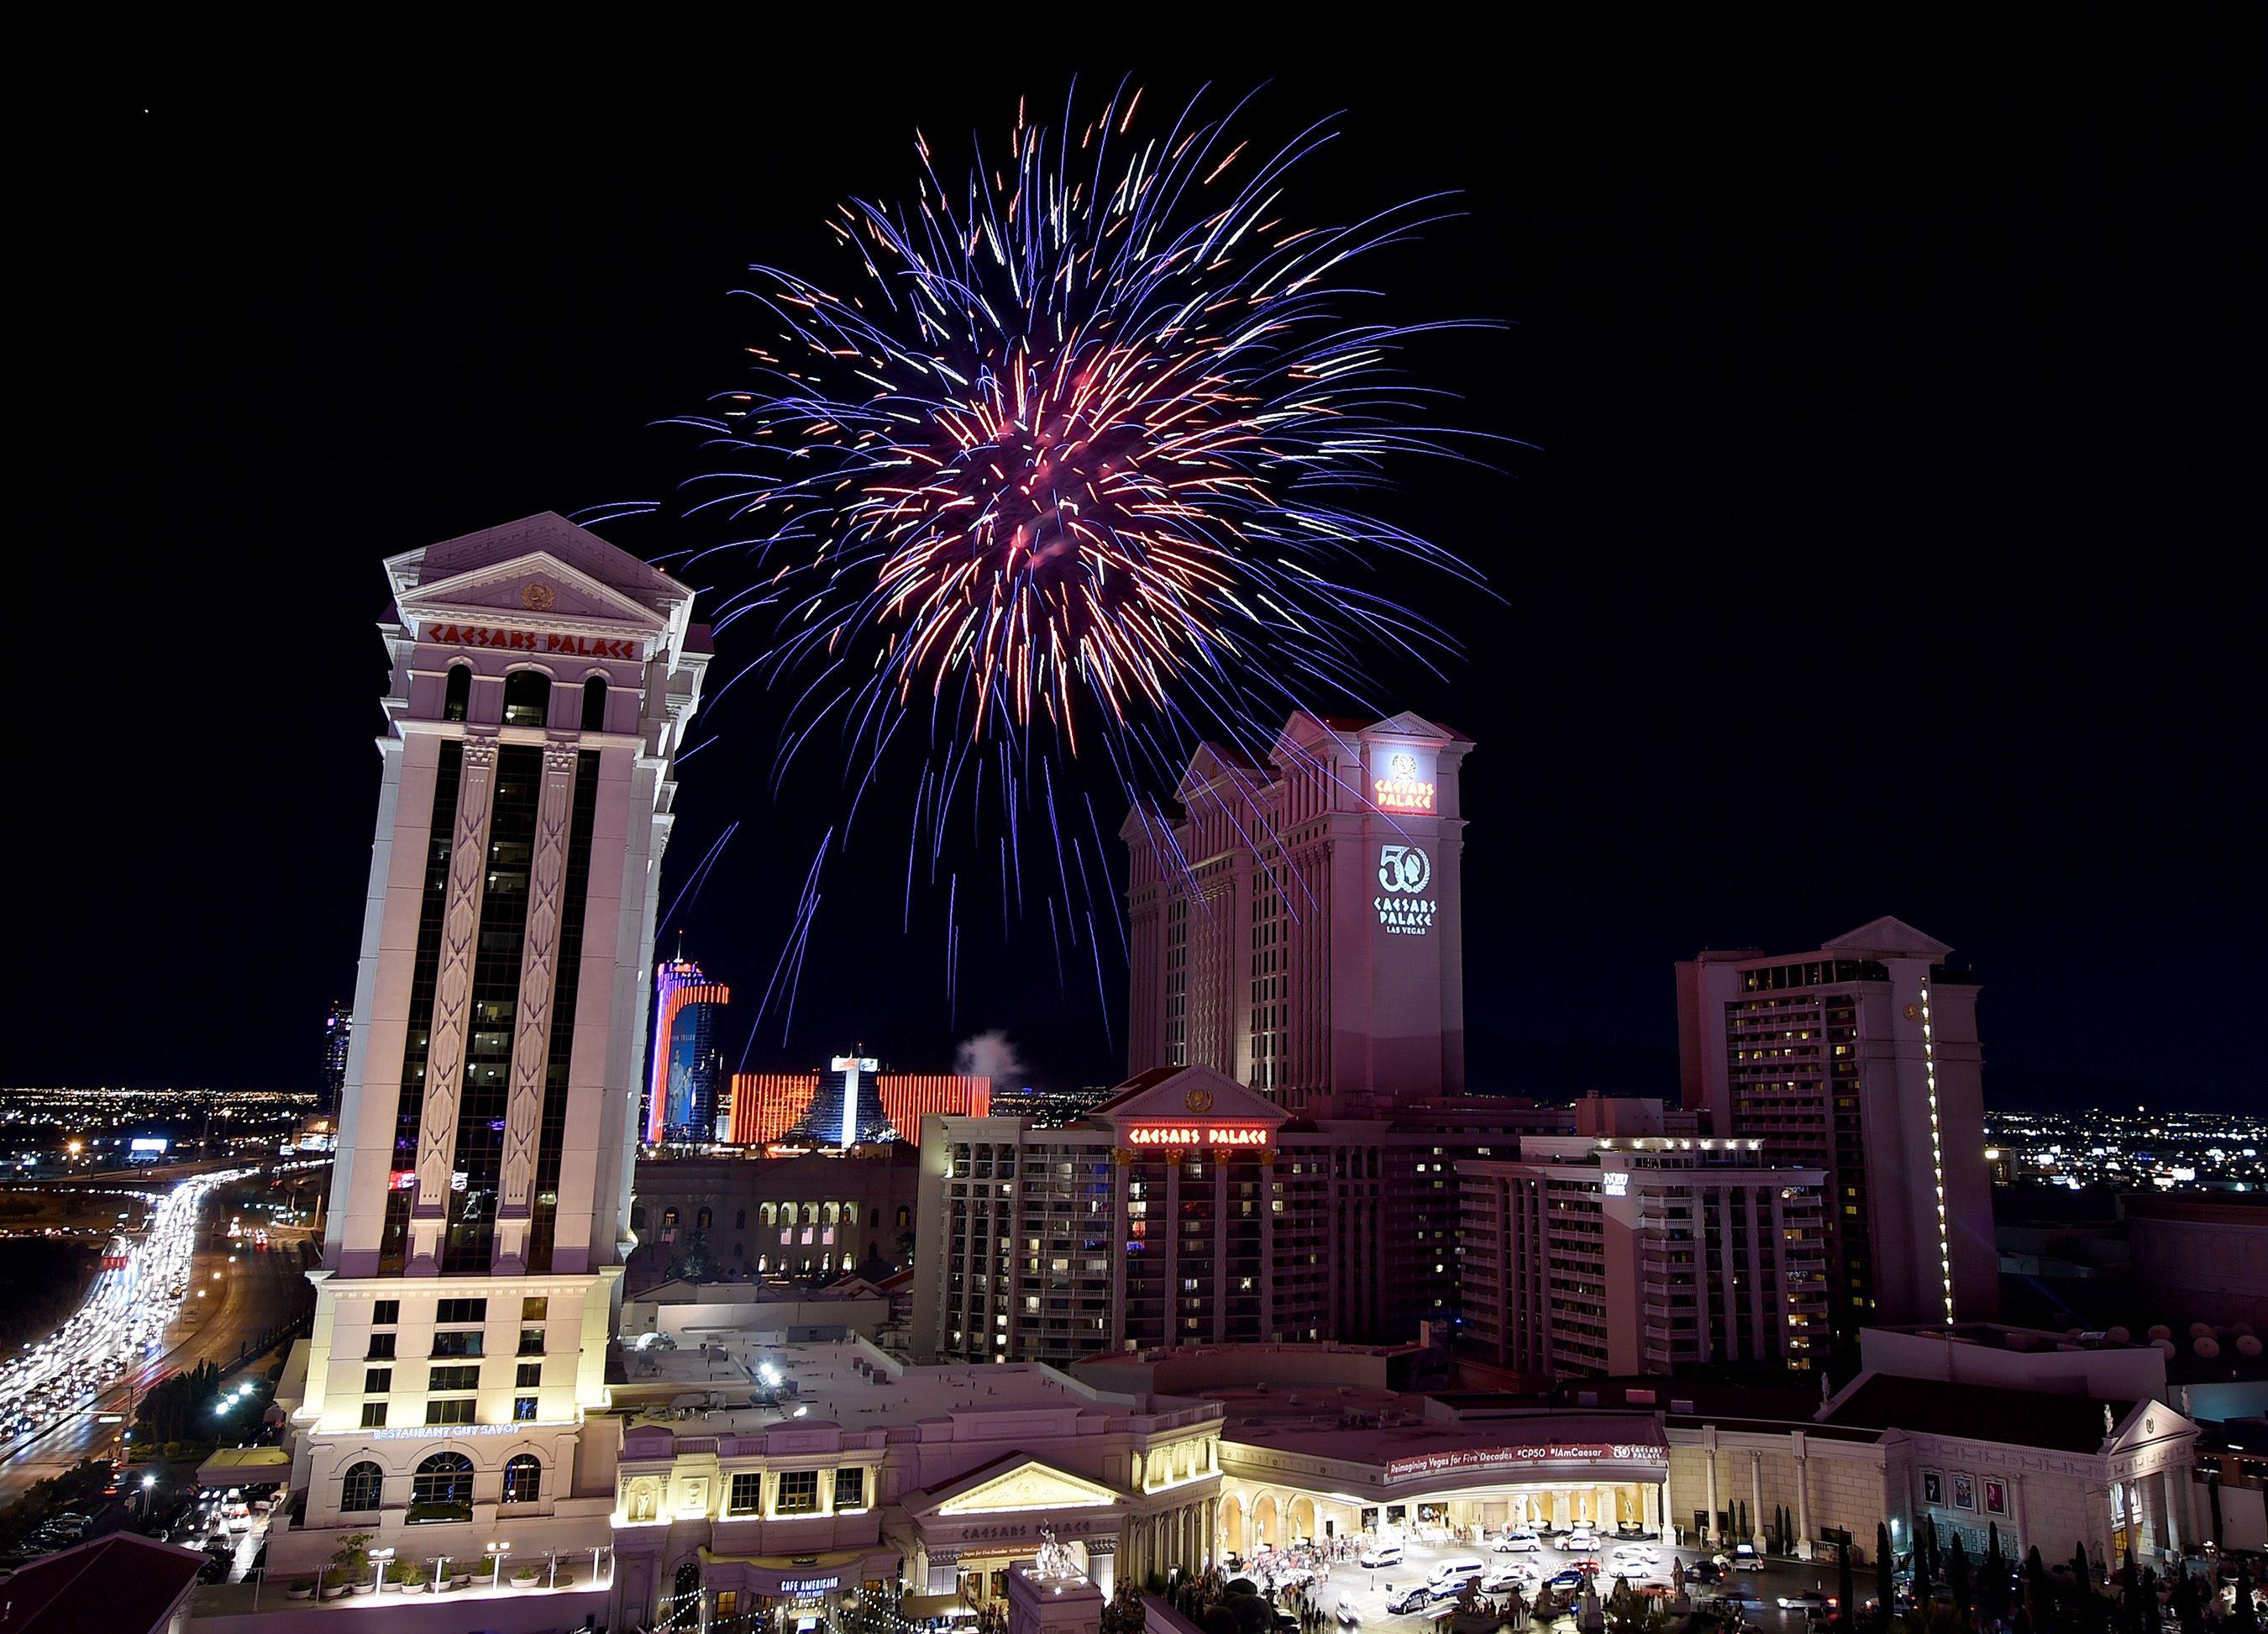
286,1584,315,1601
400,1581,427,1595
512,1572,541,1587
320,1585,350,1600
349,1582,375,1595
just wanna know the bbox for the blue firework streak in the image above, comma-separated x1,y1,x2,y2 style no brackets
659,81,1498,1032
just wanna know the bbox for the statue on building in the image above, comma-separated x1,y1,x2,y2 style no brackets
1034,1526,1079,1582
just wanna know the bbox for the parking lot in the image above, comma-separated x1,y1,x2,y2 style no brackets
1243,1530,1852,1628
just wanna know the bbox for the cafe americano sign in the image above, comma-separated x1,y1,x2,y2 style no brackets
1383,1443,1662,1482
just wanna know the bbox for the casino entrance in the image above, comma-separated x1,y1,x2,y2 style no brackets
1222,1478,1667,1553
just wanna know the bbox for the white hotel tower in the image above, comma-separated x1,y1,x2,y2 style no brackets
271,514,707,1575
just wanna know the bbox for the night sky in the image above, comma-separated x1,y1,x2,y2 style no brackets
12,28,2261,1109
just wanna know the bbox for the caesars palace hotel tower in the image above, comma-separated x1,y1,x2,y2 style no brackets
275,514,706,1570
1123,710,1473,1115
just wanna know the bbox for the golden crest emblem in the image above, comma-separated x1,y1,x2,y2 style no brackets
521,581,557,611
1184,1085,1215,1113
1903,1003,1921,1022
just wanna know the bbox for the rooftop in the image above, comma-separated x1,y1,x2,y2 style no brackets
622,1338,1218,1445
0,1532,206,1634
1821,1374,2131,1455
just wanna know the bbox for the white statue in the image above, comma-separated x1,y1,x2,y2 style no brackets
1034,1526,1079,1582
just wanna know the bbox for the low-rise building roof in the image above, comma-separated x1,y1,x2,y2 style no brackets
1821,1374,2129,1454
0,1533,207,1633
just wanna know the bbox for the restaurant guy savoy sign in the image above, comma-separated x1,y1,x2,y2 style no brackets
1376,845,1436,937
1384,1443,1659,1482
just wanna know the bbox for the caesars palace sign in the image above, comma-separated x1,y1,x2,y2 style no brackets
428,621,642,660
1376,844,1436,937
1383,1444,1662,1483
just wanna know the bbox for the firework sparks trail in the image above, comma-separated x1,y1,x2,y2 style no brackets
656,81,1502,1032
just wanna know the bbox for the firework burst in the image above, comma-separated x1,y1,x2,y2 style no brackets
649,81,1497,1035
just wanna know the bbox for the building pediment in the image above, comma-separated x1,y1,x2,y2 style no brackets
1089,1065,1287,1129
397,550,671,638
1821,916,1954,961
906,1454,1123,1521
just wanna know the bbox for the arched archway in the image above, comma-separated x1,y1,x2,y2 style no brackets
1221,1497,1247,1558
1289,1496,1315,1544
1252,1494,1279,1548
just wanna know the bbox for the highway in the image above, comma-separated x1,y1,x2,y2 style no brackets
0,1169,312,1505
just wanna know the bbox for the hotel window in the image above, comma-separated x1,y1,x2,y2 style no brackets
775,1470,822,1514
502,669,551,727
365,1333,396,1361
502,1453,543,1503
717,1592,741,1618
519,1327,545,1356
521,1295,549,1321
516,1362,543,1388
364,1367,392,1395
428,1364,480,1393
435,1297,487,1324
340,1460,383,1512
372,1300,400,1326
360,1402,387,1428
513,1395,538,1421
835,1466,865,1511
443,665,471,722
432,1329,484,1358
728,1472,763,1514
580,675,608,732
425,1398,475,1426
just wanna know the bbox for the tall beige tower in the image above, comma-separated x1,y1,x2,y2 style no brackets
274,514,706,1574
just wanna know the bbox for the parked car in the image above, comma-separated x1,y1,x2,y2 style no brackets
1386,1586,1435,1616
1495,1529,1541,1553
1363,1543,1404,1569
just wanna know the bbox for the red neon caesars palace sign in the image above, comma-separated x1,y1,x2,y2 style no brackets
1125,1124,1273,1148
430,622,640,660
1383,1444,1659,1482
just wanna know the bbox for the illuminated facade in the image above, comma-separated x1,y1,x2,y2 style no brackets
1124,711,1473,1116
1676,917,1998,1341
647,955,730,1143
723,1061,991,1147
1458,1107,1830,1378
273,512,709,1584
606,1337,1223,1621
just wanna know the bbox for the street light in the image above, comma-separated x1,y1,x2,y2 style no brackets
368,1545,394,1595
487,1540,511,1589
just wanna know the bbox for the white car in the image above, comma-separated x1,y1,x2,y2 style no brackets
1495,1531,1541,1554
1480,1568,1525,1595
1777,1592,1832,1611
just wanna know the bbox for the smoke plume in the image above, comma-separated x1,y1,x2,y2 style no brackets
954,1029,1026,1088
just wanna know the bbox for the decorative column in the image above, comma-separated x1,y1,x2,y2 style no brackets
1085,1537,1117,1598
1750,1452,1765,1546
495,742,581,1271
1793,1433,1813,1560
409,732,497,1272
1704,1428,1720,1543
2011,1471,2030,1559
